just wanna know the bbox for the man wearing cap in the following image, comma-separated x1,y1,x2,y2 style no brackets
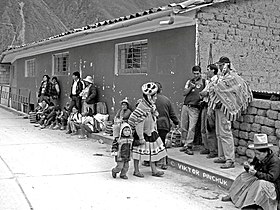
208,56,252,169
180,65,206,155
222,133,280,210
80,75,98,114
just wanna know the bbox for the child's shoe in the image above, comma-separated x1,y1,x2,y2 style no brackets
66,130,72,134
111,169,117,178
120,175,128,179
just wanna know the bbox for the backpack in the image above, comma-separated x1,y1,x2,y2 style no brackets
96,102,107,114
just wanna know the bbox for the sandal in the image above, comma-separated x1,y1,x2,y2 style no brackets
133,171,144,178
152,171,164,177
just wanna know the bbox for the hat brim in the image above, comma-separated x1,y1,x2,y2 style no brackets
248,143,273,149
83,79,93,83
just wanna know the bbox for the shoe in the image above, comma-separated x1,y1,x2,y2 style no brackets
120,175,128,179
78,135,86,139
161,165,168,170
142,161,150,167
200,149,210,155
214,157,226,164
40,125,46,129
220,161,235,169
71,131,78,136
60,126,66,130
184,149,194,155
111,169,117,178
221,195,232,202
66,130,72,134
179,147,188,152
207,153,218,159
133,171,144,178
53,125,60,130
152,171,164,177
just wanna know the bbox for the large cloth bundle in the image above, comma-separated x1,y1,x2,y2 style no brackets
209,72,253,121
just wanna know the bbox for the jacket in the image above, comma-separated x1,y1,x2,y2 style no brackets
70,79,84,98
85,84,98,104
38,81,52,97
251,152,280,199
155,94,179,131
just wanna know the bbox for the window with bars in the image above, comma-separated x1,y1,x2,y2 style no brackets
25,59,36,77
115,40,148,75
52,52,69,76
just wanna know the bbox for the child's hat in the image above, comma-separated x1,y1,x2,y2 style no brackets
142,82,158,95
120,97,130,106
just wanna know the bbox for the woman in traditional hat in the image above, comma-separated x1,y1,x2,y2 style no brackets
114,97,132,123
222,134,280,210
80,75,98,114
128,82,167,177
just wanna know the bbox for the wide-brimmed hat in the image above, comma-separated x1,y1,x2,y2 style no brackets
142,82,158,95
248,134,273,149
120,97,130,106
83,76,93,84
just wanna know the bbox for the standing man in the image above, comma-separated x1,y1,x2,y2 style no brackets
155,82,180,169
69,71,84,114
209,56,252,169
180,66,206,155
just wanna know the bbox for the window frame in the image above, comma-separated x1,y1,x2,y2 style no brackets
52,52,70,76
24,58,36,77
114,39,148,75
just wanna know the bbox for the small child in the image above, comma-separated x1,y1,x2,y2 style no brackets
66,106,82,135
111,123,133,179
53,107,69,130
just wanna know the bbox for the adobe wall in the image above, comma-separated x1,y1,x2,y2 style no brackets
196,0,280,93
233,99,280,161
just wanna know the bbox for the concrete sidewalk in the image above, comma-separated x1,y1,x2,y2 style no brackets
91,132,243,190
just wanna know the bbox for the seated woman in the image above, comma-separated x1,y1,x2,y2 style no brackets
79,108,97,139
222,133,280,210
66,106,82,135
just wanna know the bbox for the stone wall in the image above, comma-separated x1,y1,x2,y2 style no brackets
196,0,280,93
233,99,280,161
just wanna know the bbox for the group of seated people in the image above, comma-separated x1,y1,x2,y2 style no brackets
31,98,105,139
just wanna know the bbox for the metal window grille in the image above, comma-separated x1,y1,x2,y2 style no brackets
53,52,69,76
115,40,148,75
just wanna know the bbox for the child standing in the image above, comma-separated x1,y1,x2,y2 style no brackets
111,123,133,179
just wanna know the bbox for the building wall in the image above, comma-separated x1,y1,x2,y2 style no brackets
14,26,196,117
234,99,280,161
197,0,280,93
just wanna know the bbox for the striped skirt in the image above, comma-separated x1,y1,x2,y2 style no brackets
229,172,278,210
132,131,167,162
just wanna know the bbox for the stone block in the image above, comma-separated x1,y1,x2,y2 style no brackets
237,146,247,156
250,99,270,109
267,110,278,120
239,155,248,162
257,109,267,117
246,107,258,115
248,132,255,141
276,129,280,138
237,115,244,122
232,129,239,138
239,122,251,131
251,123,261,132
261,126,275,136
239,139,248,146
271,146,280,156
278,113,280,120
243,115,255,123
246,149,255,159
263,118,275,127
232,121,240,129
270,101,280,111
275,121,280,129
239,131,249,139
268,135,277,145
255,116,265,124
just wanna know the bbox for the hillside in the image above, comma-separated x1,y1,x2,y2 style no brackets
0,0,182,54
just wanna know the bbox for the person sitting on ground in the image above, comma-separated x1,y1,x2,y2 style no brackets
39,104,59,129
111,123,133,179
66,106,82,135
53,106,69,130
34,99,50,125
222,134,280,210
78,108,97,139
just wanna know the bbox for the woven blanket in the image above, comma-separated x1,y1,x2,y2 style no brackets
128,100,150,129
209,72,253,121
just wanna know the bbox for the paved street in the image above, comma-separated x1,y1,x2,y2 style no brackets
0,107,237,210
